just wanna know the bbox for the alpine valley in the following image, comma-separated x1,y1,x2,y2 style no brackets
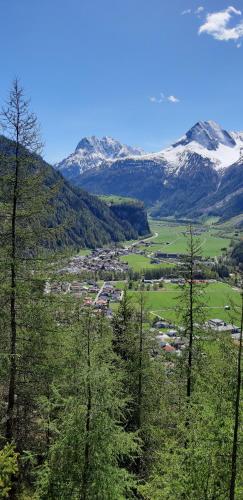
55,121,243,221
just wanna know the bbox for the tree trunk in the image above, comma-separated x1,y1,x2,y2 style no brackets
229,289,243,500
137,294,144,430
6,142,19,442
81,315,92,500
187,256,193,400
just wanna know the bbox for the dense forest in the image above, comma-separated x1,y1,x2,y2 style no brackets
232,240,243,268
0,136,150,251
0,81,242,500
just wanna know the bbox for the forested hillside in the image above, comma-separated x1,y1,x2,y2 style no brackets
0,135,150,249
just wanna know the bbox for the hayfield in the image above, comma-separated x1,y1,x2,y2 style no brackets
124,281,241,325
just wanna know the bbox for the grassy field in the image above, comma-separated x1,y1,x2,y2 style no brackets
120,254,174,272
122,281,242,325
99,194,138,204
142,219,232,258
118,219,232,273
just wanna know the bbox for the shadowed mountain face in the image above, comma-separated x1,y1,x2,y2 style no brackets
0,135,150,249
54,121,243,221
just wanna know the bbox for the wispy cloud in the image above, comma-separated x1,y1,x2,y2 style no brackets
181,6,204,17
149,96,161,103
195,6,204,17
149,93,180,104
181,9,191,15
198,6,243,42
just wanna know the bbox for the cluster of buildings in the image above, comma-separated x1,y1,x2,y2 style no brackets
45,279,123,319
95,282,123,308
153,251,214,267
152,315,242,356
45,280,99,297
206,318,241,339
58,248,133,275
152,320,187,356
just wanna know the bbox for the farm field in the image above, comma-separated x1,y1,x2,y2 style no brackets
139,219,232,258
120,253,174,272
118,218,233,273
122,281,241,325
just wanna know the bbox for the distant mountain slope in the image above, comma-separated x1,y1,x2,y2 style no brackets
192,158,243,220
0,135,150,249
55,121,243,221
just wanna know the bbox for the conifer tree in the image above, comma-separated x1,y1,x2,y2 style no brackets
178,226,205,401
37,308,137,499
113,289,166,483
141,330,239,499
0,78,43,443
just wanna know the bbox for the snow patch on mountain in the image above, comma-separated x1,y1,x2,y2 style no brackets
55,136,144,175
55,122,243,181
173,120,236,150
125,121,243,173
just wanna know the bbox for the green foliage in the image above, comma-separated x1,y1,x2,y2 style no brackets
0,444,18,498
36,310,138,499
231,239,243,266
113,291,166,482
139,337,234,499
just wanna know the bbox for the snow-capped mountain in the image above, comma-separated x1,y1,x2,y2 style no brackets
131,120,243,173
55,121,243,220
161,121,243,172
55,136,144,182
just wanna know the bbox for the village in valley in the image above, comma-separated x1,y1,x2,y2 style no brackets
45,220,242,358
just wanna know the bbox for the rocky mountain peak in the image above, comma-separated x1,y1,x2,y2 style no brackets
173,120,236,151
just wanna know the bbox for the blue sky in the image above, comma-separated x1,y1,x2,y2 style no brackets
1,0,243,163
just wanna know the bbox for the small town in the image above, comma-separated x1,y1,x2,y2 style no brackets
57,240,216,276
58,247,130,275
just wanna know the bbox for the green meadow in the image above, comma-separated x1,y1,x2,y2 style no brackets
141,219,232,258
118,219,232,273
123,281,242,325
120,253,174,272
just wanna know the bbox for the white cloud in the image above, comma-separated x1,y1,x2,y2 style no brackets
167,95,180,103
181,9,191,15
149,93,180,104
199,6,243,42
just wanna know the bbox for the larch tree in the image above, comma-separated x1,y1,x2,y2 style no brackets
37,307,138,500
178,226,205,402
229,276,243,500
0,78,43,444
0,79,61,465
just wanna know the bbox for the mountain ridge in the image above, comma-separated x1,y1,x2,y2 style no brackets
54,121,243,221
55,135,144,182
